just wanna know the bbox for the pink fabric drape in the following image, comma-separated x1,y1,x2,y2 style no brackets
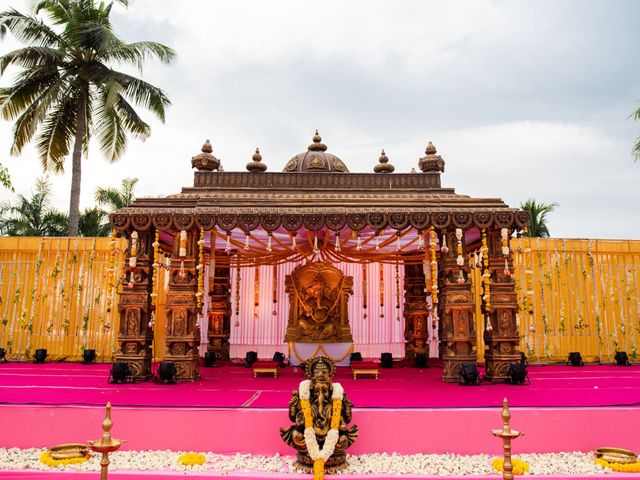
224,261,406,360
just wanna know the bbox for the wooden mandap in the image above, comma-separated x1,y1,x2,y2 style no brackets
109,132,530,383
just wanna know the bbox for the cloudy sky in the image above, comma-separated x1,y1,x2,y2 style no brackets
0,0,639,238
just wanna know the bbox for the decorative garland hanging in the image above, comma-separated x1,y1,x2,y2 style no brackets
362,262,368,319
423,232,431,294
272,264,278,315
128,231,138,288
254,264,260,319
150,230,161,330
209,230,217,287
178,230,187,280
234,256,241,327
395,260,401,320
106,229,117,314
196,228,205,309
481,229,491,315
299,379,344,480
501,228,511,276
430,227,438,305
379,262,385,317
335,231,341,252
455,228,465,284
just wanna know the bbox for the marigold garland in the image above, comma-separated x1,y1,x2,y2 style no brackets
430,227,438,305
595,458,640,472
177,452,206,466
299,379,344,480
39,451,92,467
491,457,529,475
196,228,205,308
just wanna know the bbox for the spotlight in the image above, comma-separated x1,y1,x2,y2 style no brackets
204,351,216,367
109,362,131,384
155,362,177,384
350,352,363,363
380,352,393,368
34,349,47,364
82,349,96,364
459,363,480,385
506,362,529,385
272,351,286,367
567,352,584,367
0,347,6,362
245,351,258,367
415,353,428,368
614,351,631,366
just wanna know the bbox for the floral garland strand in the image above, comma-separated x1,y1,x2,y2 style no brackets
254,264,260,319
25,238,45,359
234,257,241,327
595,458,640,473
395,260,401,321
362,262,368,319
196,228,205,309
379,263,384,317
178,230,187,279
455,228,465,284
272,264,278,316
149,230,161,331
430,227,438,306
299,379,344,480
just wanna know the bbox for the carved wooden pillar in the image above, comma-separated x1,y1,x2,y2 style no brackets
164,228,200,381
207,250,231,360
438,230,477,382
403,261,429,360
484,229,520,382
116,228,154,381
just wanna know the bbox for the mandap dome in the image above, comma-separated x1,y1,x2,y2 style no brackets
282,131,349,173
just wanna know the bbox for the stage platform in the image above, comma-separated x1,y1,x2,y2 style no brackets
1,361,639,459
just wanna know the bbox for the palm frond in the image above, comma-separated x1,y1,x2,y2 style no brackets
34,89,78,171
0,9,62,47
519,198,558,237
0,46,64,75
0,67,61,121
106,41,176,70
109,70,171,121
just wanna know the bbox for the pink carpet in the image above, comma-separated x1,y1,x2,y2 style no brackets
1,362,640,408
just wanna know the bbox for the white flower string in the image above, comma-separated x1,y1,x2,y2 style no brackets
299,379,344,470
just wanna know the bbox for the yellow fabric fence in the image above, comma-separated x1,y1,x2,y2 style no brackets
0,236,638,364
473,238,640,363
0,237,125,362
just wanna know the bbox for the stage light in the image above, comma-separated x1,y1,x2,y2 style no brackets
614,351,631,366
109,362,130,384
204,351,216,367
520,351,527,365
245,351,258,367
350,352,363,363
459,363,480,385
568,352,584,367
380,352,393,368
82,349,96,364
0,347,6,362
507,363,529,385
415,353,428,368
273,351,286,367
155,362,177,384
34,349,47,364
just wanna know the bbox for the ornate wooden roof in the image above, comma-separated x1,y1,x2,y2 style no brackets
110,135,529,233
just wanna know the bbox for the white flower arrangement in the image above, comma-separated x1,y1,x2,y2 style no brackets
299,379,344,462
0,448,611,476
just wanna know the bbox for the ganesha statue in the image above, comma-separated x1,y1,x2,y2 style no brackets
280,356,358,476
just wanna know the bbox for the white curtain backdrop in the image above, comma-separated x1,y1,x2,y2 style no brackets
222,261,407,360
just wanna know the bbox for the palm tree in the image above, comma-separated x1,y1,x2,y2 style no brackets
0,0,175,236
78,206,110,236
95,177,137,211
519,198,558,238
0,177,67,236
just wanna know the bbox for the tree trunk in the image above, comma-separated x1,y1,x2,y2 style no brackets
67,87,87,237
